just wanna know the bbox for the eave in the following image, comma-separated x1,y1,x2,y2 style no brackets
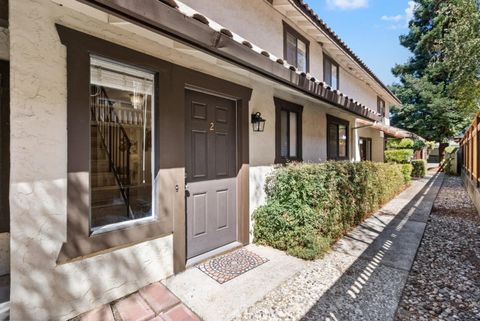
76,0,381,121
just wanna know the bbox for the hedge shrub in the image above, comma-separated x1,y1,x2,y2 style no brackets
384,149,414,163
387,138,414,149
253,161,409,260
411,160,427,177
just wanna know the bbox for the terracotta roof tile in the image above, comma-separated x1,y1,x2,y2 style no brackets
160,0,381,119
220,28,233,38
192,13,209,25
261,50,270,57
291,0,400,104
159,0,178,9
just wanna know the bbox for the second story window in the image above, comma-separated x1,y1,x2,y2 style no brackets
283,22,309,72
323,54,339,90
377,97,386,117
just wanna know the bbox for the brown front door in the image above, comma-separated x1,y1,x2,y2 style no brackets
185,90,237,259
0,60,9,234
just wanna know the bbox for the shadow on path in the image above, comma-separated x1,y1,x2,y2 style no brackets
300,173,444,321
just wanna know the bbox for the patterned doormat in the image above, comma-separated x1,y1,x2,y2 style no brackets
197,248,269,284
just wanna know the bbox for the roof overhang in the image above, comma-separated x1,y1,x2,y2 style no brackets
355,119,422,139
73,0,382,121
273,0,401,106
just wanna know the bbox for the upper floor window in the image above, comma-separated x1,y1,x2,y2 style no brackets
274,97,303,163
283,22,309,72
327,115,349,160
323,54,339,90
377,97,386,117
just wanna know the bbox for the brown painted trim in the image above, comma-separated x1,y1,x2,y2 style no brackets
274,97,303,164
56,25,251,271
0,0,7,28
0,59,9,233
377,96,386,117
359,136,372,161
323,53,339,90
76,0,380,122
326,114,349,161
283,21,310,73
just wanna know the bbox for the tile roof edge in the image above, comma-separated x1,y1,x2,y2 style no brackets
291,0,401,105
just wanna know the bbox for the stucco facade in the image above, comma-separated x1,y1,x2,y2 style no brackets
5,0,398,320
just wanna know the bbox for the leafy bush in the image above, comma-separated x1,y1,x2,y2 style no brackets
413,140,426,151
401,164,413,182
387,138,414,149
443,146,458,175
411,160,427,177
253,161,409,260
384,149,414,163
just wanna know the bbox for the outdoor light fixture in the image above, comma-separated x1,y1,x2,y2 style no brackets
251,112,266,132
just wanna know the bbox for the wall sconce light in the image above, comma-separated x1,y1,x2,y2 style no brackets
251,112,266,132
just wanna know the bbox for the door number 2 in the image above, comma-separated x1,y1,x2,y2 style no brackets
209,122,215,131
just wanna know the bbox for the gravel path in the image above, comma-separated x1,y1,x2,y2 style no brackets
232,173,444,321
395,176,480,321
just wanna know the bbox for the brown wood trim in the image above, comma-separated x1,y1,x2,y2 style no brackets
77,0,380,122
282,21,310,73
377,96,386,117
0,0,7,28
0,59,9,233
274,97,303,164
359,136,372,161
56,25,251,270
323,53,339,90
326,114,349,160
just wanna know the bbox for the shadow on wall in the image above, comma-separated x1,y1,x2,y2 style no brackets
11,176,173,321
299,174,442,321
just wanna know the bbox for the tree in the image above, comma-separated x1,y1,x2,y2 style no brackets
390,0,480,143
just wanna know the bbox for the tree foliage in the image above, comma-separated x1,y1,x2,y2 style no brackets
390,0,480,142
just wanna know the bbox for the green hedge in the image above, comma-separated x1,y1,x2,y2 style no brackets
411,160,427,177
253,161,410,260
384,149,414,163
387,138,414,149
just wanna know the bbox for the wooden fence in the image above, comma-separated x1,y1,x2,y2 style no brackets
459,113,480,184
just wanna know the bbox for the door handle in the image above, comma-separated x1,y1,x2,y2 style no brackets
185,184,190,197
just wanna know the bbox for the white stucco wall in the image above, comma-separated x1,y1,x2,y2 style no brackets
180,0,393,116
357,126,385,162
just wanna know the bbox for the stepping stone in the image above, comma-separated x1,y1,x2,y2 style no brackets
162,304,201,321
80,304,114,321
139,282,180,314
115,293,155,321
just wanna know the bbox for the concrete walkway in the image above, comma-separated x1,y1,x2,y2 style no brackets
72,171,444,321
234,172,444,321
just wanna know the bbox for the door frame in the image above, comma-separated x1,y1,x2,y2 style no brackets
184,87,239,261
359,136,372,161
0,60,9,234
172,76,251,274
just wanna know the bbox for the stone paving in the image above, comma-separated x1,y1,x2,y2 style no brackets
233,172,444,321
395,176,480,321
71,282,201,321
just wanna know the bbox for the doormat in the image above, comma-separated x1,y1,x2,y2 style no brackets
197,248,269,284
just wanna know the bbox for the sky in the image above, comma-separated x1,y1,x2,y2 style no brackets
304,0,415,85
